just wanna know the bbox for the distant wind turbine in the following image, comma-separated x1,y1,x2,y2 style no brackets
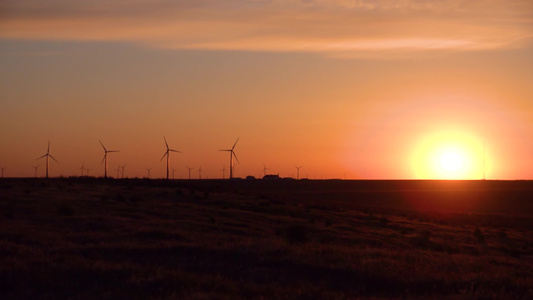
116,166,121,178
99,140,119,178
86,168,91,177
221,165,226,179
0,167,5,178
198,166,203,180
171,167,176,180
161,137,181,180
37,141,58,178
263,164,269,177
219,138,239,179
186,166,194,180
33,165,39,178
295,166,302,180
79,163,85,176
146,168,152,179
120,164,126,179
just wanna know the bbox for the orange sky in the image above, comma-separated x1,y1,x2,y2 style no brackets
1,0,532,179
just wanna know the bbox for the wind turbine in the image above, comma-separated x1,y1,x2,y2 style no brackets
198,166,203,180
33,165,39,178
295,165,302,180
186,166,194,180
219,138,239,179
37,141,58,178
161,136,181,180
120,164,126,179
146,168,152,179
0,167,5,178
99,140,119,178
116,166,121,178
79,163,85,176
86,168,91,177
171,167,176,180
221,165,226,179
263,164,269,177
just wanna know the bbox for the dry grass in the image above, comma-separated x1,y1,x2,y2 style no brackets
0,178,532,299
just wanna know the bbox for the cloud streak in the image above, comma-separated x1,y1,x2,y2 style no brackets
1,0,531,57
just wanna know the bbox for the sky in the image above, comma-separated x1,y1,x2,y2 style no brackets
0,0,532,179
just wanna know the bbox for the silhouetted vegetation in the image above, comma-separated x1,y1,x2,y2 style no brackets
0,178,531,299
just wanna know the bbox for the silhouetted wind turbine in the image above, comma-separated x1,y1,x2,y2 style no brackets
221,165,226,179
198,166,203,179
120,164,126,179
79,163,85,176
0,167,5,178
116,166,121,178
171,167,176,180
99,140,119,178
86,168,91,177
146,168,152,179
186,166,194,180
37,141,58,178
295,165,302,180
263,164,269,177
33,165,39,178
219,138,239,179
161,137,181,180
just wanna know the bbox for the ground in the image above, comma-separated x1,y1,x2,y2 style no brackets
0,178,532,299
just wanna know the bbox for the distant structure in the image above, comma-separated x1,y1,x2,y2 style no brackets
37,141,58,179
171,167,176,180
120,164,126,179
33,165,39,178
221,165,226,179
99,140,119,179
198,166,203,179
146,168,152,179
86,168,91,177
186,166,194,180
263,174,281,180
263,164,269,177
79,163,85,176
1,167,5,178
116,166,121,178
161,136,181,180
219,138,239,179
294,165,303,180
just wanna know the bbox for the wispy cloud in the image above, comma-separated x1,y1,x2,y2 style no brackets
1,0,531,57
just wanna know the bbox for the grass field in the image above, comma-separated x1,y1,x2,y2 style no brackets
1,178,532,299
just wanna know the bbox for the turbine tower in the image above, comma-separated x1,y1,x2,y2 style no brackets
186,166,194,180
120,164,126,179
99,140,119,179
86,168,91,177
171,167,176,180
79,163,85,176
146,168,152,179
0,167,5,178
219,138,239,179
33,165,39,178
295,165,302,180
37,141,58,179
161,137,181,180
221,165,226,179
198,166,203,179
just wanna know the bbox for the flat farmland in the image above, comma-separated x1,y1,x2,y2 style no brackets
1,179,532,299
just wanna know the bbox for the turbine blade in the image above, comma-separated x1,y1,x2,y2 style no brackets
160,152,168,161
169,149,181,153
101,154,106,165
219,149,231,152
108,150,119,153
164,136,169,149
99,140,107,151
49,154,59,163
37,154,47,160
232,137,239,150
233,152,240,164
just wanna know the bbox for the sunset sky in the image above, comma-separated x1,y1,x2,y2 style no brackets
1,0,532,179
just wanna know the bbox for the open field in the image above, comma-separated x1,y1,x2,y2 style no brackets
1,178,532,299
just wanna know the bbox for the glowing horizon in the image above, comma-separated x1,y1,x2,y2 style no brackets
0,0,532,179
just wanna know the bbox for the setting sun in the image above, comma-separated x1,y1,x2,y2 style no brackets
411,131,484,179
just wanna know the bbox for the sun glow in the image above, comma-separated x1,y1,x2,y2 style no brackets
412,130,483,179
